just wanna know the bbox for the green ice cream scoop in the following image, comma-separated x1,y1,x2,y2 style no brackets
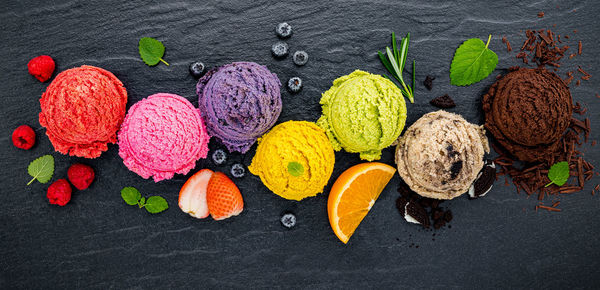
317,70,407,161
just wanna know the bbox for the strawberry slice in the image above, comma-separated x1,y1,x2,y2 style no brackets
206,172,244,220
178,169,214,219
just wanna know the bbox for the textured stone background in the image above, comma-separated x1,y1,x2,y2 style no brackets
1,0,599,288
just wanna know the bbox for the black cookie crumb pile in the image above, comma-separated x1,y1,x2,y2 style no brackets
396,181,453,229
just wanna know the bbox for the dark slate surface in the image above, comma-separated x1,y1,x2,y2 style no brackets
1,0,599,288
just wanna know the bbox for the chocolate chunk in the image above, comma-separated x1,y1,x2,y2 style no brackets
397,180,413,198
396,197,408,216
424,75,435,90
433,219,446,229
446,143,459,158
449,160,463,180
468,161,496,198
430,94,456,109
432,208,444,220
405,202,430,228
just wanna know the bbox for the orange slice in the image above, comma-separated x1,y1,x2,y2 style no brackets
328,162,396,244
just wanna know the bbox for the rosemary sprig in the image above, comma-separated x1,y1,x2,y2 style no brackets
378,32,415,103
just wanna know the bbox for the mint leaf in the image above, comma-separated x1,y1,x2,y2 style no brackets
27,155,54,185
546,161,570,187
139,196,146,207
450,35,498,86
145,196,168,214
121,187,141,205
288,162,304,177
138,37,169,66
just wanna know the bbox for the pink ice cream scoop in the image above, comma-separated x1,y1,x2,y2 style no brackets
118,93,209,182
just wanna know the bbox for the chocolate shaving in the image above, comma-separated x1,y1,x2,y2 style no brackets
538,12,545,18
502,36,512,52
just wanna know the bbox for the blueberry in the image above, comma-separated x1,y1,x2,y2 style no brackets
287,77,303,93
189,62,206,79
275,22,293,39
230,163,245,178
271,42,289,59
280,212,296,228
211,149,227,165
292,51,309,66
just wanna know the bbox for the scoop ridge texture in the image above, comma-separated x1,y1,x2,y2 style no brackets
248,121,335,201
395,110,489,200
317,70,406,161
39,65,127,158
118,93,209,182
196,62,282,153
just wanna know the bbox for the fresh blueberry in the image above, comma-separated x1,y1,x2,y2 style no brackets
211,149,227,165
292,51,309,66
271,42,289,59
275,22,293,39
280,212,296,228
230,163,245,178
189,62,206,79
287,77,303,93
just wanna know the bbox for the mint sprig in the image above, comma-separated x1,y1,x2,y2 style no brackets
545,161,570,187
450,35,498,86
378,32,416,103
138,37,169,66
27,155,54,185
120,186,168,214
288,162,304,177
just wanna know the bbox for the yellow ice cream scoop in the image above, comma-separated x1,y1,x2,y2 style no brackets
248,121,335,201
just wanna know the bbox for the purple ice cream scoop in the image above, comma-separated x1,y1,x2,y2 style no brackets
197,62,282,153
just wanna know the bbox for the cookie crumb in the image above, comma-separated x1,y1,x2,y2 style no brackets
430,94,456,109
423,75,435,91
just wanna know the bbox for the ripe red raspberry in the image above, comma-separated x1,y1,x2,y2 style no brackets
67,163,95,190
47,179,72,206
27,55,55,82
12,125,36,150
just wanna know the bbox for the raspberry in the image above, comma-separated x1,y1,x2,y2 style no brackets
27,55,55,82
47,179,72,206
67,163,95,190
12,125,36,150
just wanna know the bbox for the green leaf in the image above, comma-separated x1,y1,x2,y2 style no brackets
546,161,570,187
412,60,416,94
378,32,415,103
287,162,304,177
450,35,498,86
139,196,146,206
398,34,409,77
27,155,54,185
121,187,141,206
391,32,399,63
145,196,168,214
138,37,169,66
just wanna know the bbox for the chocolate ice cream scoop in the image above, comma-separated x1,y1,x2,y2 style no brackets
483,67,572,162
